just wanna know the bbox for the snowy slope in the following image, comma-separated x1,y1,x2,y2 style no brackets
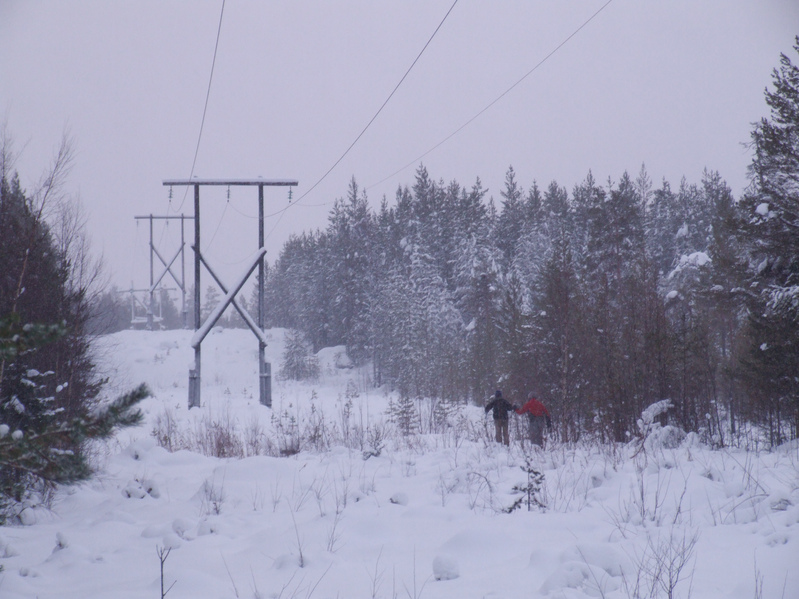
0,329,796,598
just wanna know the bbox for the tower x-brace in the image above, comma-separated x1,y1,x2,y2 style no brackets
162,178,298,408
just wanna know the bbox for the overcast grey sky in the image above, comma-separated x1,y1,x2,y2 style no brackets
1,1,797,291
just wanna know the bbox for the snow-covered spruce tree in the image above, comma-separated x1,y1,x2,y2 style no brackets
264,231,334,351
403,242,464,401
738,38,799,443
280,328,319,381
493,169,543,401
327,178,375,364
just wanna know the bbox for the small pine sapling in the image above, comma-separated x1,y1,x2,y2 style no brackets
506,451,546,512
387,395,418,437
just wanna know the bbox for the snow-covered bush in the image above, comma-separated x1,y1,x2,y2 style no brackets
637,400,673,437
635,400,687,454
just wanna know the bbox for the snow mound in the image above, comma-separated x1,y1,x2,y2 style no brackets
539,560,621,596
0,533,19,558
161,533,182,549
389,492,409,506
172,518,196,540
122,481,147,499
432,554,459,580
560,543,629,577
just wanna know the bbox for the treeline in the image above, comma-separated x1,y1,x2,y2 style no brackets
262,42,799,448
89,280,252,334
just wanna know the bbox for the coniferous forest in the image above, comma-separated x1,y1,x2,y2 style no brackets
261,41,799,448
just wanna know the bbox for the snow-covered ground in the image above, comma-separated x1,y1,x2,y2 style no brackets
1,328,796,598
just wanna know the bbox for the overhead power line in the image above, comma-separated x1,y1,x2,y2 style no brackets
366,0,615,192
292,0,460,206
174,0,227,214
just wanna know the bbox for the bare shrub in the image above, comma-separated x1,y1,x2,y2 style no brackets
465,469,495,511
244,414,272,456
271,402,300,456
153,407,183,452
326,509,343,553
200,475,226,516
303,392,330,452
622,526,699,599
363,421,388,459
192,408,244,458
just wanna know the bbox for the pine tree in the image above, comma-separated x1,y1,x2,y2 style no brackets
524,181,545,232
0,134,148,518
578,173,652,441
201,285,222,325
327,178,375,363
738,38,799,443
699,170,746,442
496,166,525,267
646,179,679,277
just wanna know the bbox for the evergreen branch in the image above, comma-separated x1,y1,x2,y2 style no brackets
0,384,150,489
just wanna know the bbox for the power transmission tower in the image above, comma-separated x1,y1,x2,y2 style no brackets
134,214,194,329
123,284,177,328
162,178,297,409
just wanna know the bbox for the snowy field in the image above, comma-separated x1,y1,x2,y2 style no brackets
0,328,796,598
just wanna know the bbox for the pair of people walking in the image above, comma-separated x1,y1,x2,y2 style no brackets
484,389,551,446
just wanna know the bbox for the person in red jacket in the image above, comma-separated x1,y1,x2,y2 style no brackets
516,393,552,447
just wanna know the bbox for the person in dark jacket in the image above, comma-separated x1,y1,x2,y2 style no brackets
516,393,551,447
485,389,516,445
